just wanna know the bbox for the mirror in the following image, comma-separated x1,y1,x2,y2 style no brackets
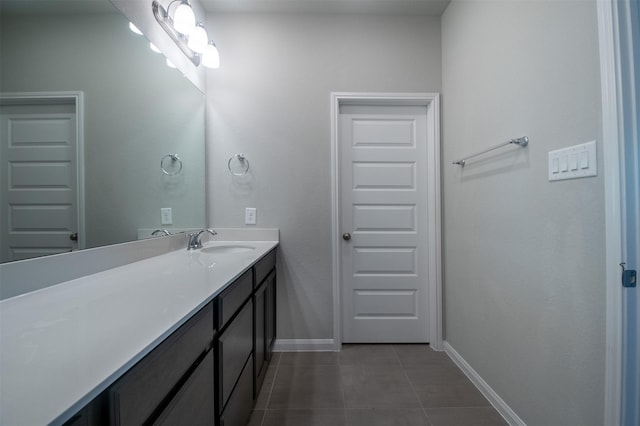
0,0,206,263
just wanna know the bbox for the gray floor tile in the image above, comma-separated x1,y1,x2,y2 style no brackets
270,352,282,365
425,407,508,426
262,409,347,426
393,345,454,366
414,382,491,408
269,365,344,409
346,408,431,426
280,352,340,366
248,409,266,426
254,365,278,409
403,365,469,388
341,364,422,409
339,344,401,366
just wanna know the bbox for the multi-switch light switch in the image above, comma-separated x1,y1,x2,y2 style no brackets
548,141,597,181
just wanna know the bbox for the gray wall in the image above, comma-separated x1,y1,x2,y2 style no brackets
441,1,605,425
0,12,205,249
205,13,442,340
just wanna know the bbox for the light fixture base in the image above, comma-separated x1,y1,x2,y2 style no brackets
152,0,201,67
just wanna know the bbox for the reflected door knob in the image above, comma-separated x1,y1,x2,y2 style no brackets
342,233,351,241
69,232,78,241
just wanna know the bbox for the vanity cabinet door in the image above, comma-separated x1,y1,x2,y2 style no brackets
109,303,213,425
220,354,254,426
217,299,253,412
153,350,215,426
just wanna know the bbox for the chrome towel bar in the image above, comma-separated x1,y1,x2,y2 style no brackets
453,136,529,166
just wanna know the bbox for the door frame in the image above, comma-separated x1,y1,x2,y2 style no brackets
598,0,638,423
0,91,86,250
330,92,442,351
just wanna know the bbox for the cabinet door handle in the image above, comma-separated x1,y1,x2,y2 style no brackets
342,233,351,241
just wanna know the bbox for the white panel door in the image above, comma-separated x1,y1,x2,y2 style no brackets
0,103,78,262
340,104,429,343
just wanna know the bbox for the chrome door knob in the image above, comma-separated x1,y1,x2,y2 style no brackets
342,233,351,241
69,232,78,241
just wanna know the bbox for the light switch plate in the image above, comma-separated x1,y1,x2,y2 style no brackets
160,208,173,225
245,208,257,225
548,141,597,181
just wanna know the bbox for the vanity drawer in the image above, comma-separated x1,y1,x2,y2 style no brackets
110,302,214,425
254,249,276,287
216,269,252,329
218,300,253,410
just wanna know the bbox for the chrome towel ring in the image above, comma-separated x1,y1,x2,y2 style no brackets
228,153,250,176
161,154,183,176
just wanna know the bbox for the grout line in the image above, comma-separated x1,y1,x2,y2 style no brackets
259,353,281,426
393,345,434,426
337,348,349,425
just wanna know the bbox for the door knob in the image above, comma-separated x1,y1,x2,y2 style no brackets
342,233,351,241
69,232,78,241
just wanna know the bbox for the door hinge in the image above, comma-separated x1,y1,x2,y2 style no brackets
620,263,637,288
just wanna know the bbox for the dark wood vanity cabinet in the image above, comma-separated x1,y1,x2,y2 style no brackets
64,248,276,426
109,302,215,425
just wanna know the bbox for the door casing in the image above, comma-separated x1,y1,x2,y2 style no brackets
330,92,442,351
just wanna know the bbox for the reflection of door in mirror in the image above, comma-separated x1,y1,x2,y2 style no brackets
0,94,84,262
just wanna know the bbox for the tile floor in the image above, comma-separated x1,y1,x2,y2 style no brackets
249,344,508,426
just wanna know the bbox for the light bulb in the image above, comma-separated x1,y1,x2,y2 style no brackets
150,42,161,53
129,22,143,35
187,23,208,54
202,41,220,69
172,1,195,36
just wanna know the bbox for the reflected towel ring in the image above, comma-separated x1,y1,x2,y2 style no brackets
161,154,183,176
228,153,250,176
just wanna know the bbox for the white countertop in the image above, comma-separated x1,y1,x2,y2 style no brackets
0,240,278,426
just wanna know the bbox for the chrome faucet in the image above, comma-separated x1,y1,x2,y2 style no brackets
187,229,217,250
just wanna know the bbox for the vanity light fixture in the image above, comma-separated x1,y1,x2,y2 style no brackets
201,41,220,69
152,0,220,69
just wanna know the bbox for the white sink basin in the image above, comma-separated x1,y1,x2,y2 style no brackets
201,245,256,255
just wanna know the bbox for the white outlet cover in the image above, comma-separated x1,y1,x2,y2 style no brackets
161,207,173,225
245,208,257,225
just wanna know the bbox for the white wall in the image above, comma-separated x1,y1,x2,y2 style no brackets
205,13,442,340
441,1,605,424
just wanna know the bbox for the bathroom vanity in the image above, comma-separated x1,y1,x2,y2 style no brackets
0,237,278,426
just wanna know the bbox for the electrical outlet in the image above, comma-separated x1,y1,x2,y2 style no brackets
245,208,257,225
161,208,173,225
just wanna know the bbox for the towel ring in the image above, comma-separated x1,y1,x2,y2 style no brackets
228,153,250,176
161,154,183,176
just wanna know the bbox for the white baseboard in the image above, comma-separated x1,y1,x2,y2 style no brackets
444,342,526,426
273,339,337,352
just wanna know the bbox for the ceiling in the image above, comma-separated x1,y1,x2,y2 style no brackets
0,0,450,16
200,0,451,16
